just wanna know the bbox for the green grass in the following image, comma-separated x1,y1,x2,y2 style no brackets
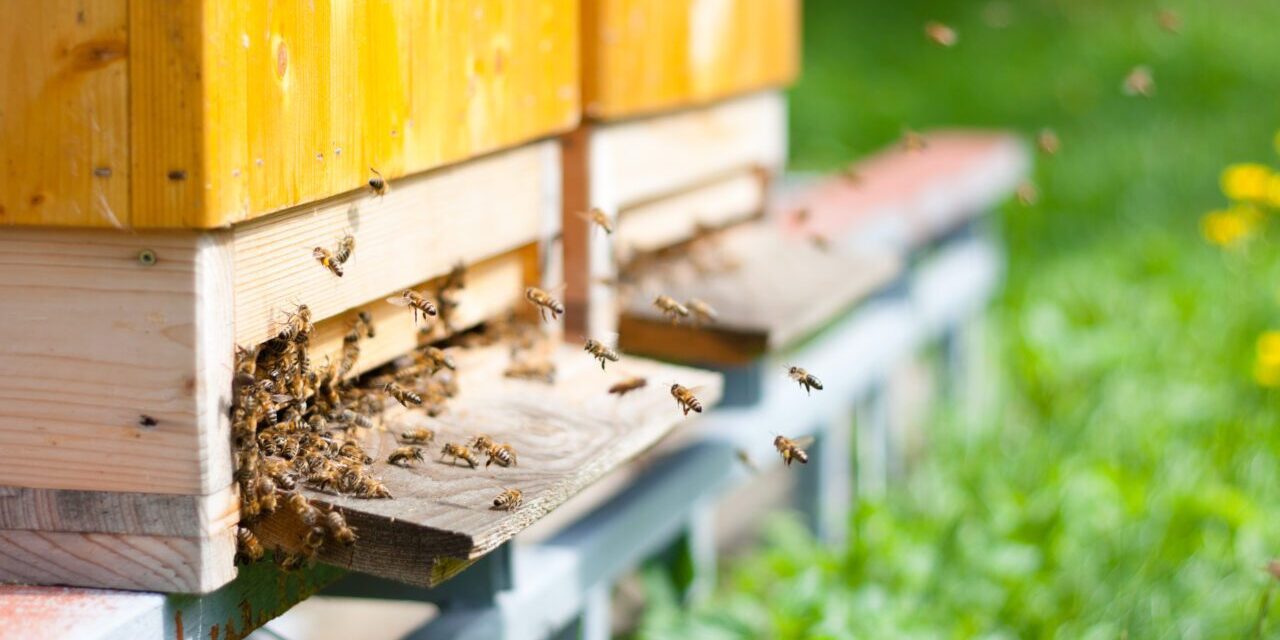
633,1,1280,637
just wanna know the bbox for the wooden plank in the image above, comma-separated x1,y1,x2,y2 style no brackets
615,169,765,261
777,131,1030,250
0,229,233,495
0,485,236,538
582,0,800,120
251,344,723,588
233,141,558,347
619,221,902,364
0,528,236,594
0,0,130,227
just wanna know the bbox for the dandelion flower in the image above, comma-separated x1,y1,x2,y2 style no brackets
1220,163,1272,202
1255,331,1280,387
1200,206,1259,247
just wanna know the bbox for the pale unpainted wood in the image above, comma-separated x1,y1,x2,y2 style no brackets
614,169,765,262
252,345,723,588
308,245,531,380
233,141,559,348
0,229,234,495
0,485,237,538
618,221,903,364
0,527,237,594
0,0,129,228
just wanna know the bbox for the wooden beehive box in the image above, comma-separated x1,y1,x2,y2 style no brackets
0,1,727,595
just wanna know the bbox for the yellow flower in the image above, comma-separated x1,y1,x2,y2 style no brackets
1256,331,1280,387
1274,130,1280,157
1267,173,1280,208
1200,207,1257,247
1221,163,1272,202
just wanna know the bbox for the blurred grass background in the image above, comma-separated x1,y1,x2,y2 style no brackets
635,0,1280,637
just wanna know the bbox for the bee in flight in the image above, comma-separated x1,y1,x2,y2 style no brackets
368,167,390,196
686,299,718,325
787,366,823,395
774,435,813,466
382,382,423,407
312,246,344,277
923,21,957,47
583,338,620,371
653,295,689,324
670,383,702,416
609,376,647,397
400,428,435,445
387,289,438,324
492,488,523,511
578,207,614,234
525,286,565,322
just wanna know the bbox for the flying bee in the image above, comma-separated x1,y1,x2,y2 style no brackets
368,167,390,196
334,234,355,264
583,339,620,371
388,446,424,467
486,443,518,468
902,129,928,153
809,233,831,253
653,295,689,324
734,448,759,473
1016,181,1038,206
337,332,360,378
791,207,811,225
335,408,374,430
289,493,319,527
787,366,824,395
400,427,435,444
235,527,265,564
1156,8,1181,34
686,299,718,325
325,510,358,546
1123,65,1155,97
609,376,647,396
525,286,565,322
840,167,864,184
440,442,479,468
577,207,614,234
276,305,315,343
420,346,456,371
357,310,375,338
1037,128,1060,156
924,20,957,47
469,434,495,452
492,488,523,511
670,383,702,416
312,246,344,277
382,382,423,407
387,289,438,324
774,435,814,466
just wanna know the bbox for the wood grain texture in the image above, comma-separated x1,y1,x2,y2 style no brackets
619,221,903,364
252,345,723,587
0,229,233,495
0,485,237,538
615,169,765,261
233,141,558,347
582,0,800,120
0,527,236,594
0,0,130,228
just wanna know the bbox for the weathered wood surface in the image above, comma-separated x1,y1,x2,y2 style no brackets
233,141,558,347
777,131,1030,250
0,229,233,496
619,221,903,365
582,0,799,120
2,0,579,228
614,169,765,262
252,344,723,587
0,485,236,538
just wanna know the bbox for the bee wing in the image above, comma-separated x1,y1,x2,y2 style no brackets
385,293,413,307
269,394,296,404
792,436,816,449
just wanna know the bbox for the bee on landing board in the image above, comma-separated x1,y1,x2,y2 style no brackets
289,492,320,527
774,435,813,466
400,428,435,445
653,295,690,324
686,298,718,325
441,442,479,468
235,527,264,564
525,286,565,322
787,366,824,395
578,207,614,234
609,376,647,397
583,339,620,371
387,289,438,325
325,510,357,546
388,446,424,467
368,168,390,196
486,443,518,468
670,383,702,416
492,488,523,511
469,434,496,452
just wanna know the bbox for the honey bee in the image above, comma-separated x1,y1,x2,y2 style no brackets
902,129,928,153
1037,128,1060,156
923,21,957,47
840,167,864,184
388,446,424,467
334,234,355,265
809,233,831,253
440,442,479,468
787,366,823,395
486,443,518,468
387,289,438,324
577,207,614,234
337,441,372,464
355,476,392,499
609,376,647,396
325,510,357,546
276,305,315,343
525,286,565,322
289,492,319,527
583,339,620,371
653,295,689,324
255,476,279,513
235,527,264,564
734,448,759,473
383,382,423,407
301,525,326,559
1156,8,1181,34
791,208,811,225
774,435,813,466
686,299,718,325
469,434,496,452
1123,65,1155,97
312,246,344,277
368,167,390,196
504,358,557,384
420,346,456,371
337,331,360,378
335,408,374,430
401,427,435,444
492,488,523,511
670,383,702,416
1016,181,1039,206
357,310,375,339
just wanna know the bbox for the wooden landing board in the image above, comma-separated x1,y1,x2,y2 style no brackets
252,345,722,588
776,131,1030,250
234,141,559,348
618,221,903,366
1,0,579,228
582,0,800,120
614,169,766,262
